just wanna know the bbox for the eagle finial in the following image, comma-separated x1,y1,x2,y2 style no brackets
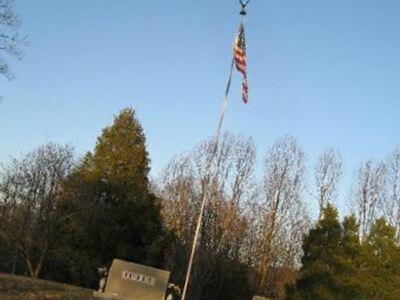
239,0,250,15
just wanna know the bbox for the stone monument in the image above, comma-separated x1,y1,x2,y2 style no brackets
94,258,170,300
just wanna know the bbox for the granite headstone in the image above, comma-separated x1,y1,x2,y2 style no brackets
94,258,170,300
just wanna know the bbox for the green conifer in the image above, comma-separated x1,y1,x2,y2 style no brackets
53,108,167,288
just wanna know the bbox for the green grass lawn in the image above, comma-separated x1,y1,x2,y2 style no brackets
0,272,94,300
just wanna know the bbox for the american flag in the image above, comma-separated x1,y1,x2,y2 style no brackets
233,23,249,103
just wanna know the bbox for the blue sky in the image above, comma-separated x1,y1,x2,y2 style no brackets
1,0,399,214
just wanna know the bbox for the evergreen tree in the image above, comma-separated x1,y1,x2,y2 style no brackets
288,206,400,299
287,205,363,299
288,204,342,299
50,108,167,288
359,218,400,299
80,107,150,196
335,215,363,298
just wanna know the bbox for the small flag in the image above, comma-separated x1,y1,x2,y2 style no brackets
233,23,249,103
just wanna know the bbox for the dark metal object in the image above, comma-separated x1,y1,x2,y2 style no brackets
239,0,250,15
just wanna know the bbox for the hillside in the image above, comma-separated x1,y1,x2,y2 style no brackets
0,273,94,300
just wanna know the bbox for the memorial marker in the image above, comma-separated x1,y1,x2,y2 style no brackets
94,258,170,300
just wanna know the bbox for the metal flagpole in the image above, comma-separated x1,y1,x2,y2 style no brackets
181,58,234,300
181,2,250,299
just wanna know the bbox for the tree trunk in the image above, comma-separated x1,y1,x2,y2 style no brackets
25,251,45,278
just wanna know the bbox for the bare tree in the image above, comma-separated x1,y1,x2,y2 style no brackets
0,142,74,277
385,147,400,241
158,133,257,300
0,0,25,80
256,135,310,298
315,148,343,218
352,160,387,241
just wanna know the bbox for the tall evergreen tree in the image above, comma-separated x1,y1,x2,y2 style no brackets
50,108,167,288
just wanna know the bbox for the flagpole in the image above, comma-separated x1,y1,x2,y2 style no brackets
181,58,235,300
181,3,249,298
215,58,235,144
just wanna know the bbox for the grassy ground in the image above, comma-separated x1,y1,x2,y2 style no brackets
0,272,94,300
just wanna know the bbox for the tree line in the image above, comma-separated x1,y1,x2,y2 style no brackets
0,107,399,299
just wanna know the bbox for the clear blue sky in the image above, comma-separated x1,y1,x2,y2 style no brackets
1,0,399,214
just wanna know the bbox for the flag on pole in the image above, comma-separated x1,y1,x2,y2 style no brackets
233,23,249,103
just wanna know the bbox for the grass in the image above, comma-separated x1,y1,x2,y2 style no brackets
0,272,94,300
